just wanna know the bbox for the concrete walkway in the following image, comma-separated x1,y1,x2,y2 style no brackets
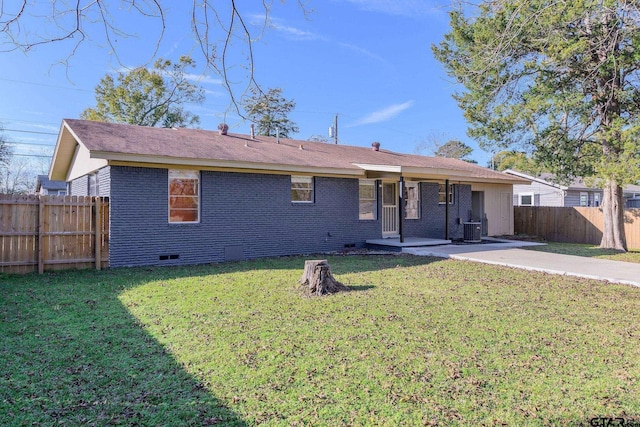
404,240,640,287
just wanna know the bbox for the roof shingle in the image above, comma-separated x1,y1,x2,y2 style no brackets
61,119,527,183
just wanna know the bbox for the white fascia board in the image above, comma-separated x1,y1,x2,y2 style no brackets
352,163,403,173
503,169,567,189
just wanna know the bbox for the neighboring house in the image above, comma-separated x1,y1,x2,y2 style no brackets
49,119,528,268
35,175,67,195
505,169,640,208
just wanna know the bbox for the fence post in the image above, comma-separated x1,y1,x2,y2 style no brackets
38,195,44,274
94,197,102,271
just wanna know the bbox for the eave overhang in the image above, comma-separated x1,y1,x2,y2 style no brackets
49,121,81,181
353,163,531,185
95,151,365,178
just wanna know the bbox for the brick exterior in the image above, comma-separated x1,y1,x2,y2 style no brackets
101,166,473,268
402,182,472,240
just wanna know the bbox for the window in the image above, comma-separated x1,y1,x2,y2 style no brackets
169,169,199,223
580,192,588,207
438,184,454,204
404,182,420,219
89,173,99,196
519,193,534,206
359,180,376,220
594,193,600,207
291,176,314,203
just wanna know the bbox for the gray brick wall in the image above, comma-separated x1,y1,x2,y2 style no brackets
106,167,474,267
109,167,382,267
403,182,472,240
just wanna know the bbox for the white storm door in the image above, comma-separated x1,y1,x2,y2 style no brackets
382,182,398,237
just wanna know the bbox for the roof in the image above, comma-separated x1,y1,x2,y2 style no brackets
35,174,67,192
51,119,530,185
504,169,640,194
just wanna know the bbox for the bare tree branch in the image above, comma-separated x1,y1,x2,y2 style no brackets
0,1,306,115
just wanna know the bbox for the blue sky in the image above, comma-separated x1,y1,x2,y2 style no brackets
0,0,491,172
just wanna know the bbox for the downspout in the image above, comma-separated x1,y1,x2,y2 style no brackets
399,176,404,243
445,179,450,240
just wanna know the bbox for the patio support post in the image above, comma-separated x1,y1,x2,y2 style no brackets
399,176,404,243
445,179,450,240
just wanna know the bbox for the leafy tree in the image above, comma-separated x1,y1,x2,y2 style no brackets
82,56,204,128
433,0,640,251
491,151,544,175
434,140,476,163
242,87,299,138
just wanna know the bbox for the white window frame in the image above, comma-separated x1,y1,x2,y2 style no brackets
519,192,534,206
404,181,420,219
438,184,454,205
594,193,600,207
89,173,99,196
291,175,314,203
359,180,377,220
168,169,200,223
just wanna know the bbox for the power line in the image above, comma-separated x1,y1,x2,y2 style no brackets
0,77,91,92
4,128,58,136
9,153,52,159
6,140,55,148
0,117,60,127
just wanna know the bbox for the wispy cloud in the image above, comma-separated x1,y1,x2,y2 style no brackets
115,66,223,86
337,42,384,62
250,14,324,41
269,22,323,41
348,101,415,127
183,73,223,86
251,13,385,62
340,0,443,17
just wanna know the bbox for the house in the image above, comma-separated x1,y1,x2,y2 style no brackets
49,119,528,268
35,175,67,195
505,169,640,208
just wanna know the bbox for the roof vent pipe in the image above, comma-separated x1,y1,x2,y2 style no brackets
372,141,381,151
250,123,255,140
218,123,229,135
276,128,280,144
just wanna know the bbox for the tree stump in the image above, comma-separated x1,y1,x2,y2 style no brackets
299,260,348,296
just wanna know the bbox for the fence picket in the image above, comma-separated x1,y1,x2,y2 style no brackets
515,206,640,249
0,194,109,274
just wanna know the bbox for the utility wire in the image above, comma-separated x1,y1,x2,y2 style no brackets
6,141,55,148
0,117,60,126
4,128,58,136
8,153,52,159
0,77,91,92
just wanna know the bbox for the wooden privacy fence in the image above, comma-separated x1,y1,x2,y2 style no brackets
514,206,640,249
0,194,109,274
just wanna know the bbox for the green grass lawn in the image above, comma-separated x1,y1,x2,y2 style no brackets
2,255,640,425
525,241,640,263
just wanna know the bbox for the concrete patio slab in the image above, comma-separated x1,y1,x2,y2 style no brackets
404,241,640,287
